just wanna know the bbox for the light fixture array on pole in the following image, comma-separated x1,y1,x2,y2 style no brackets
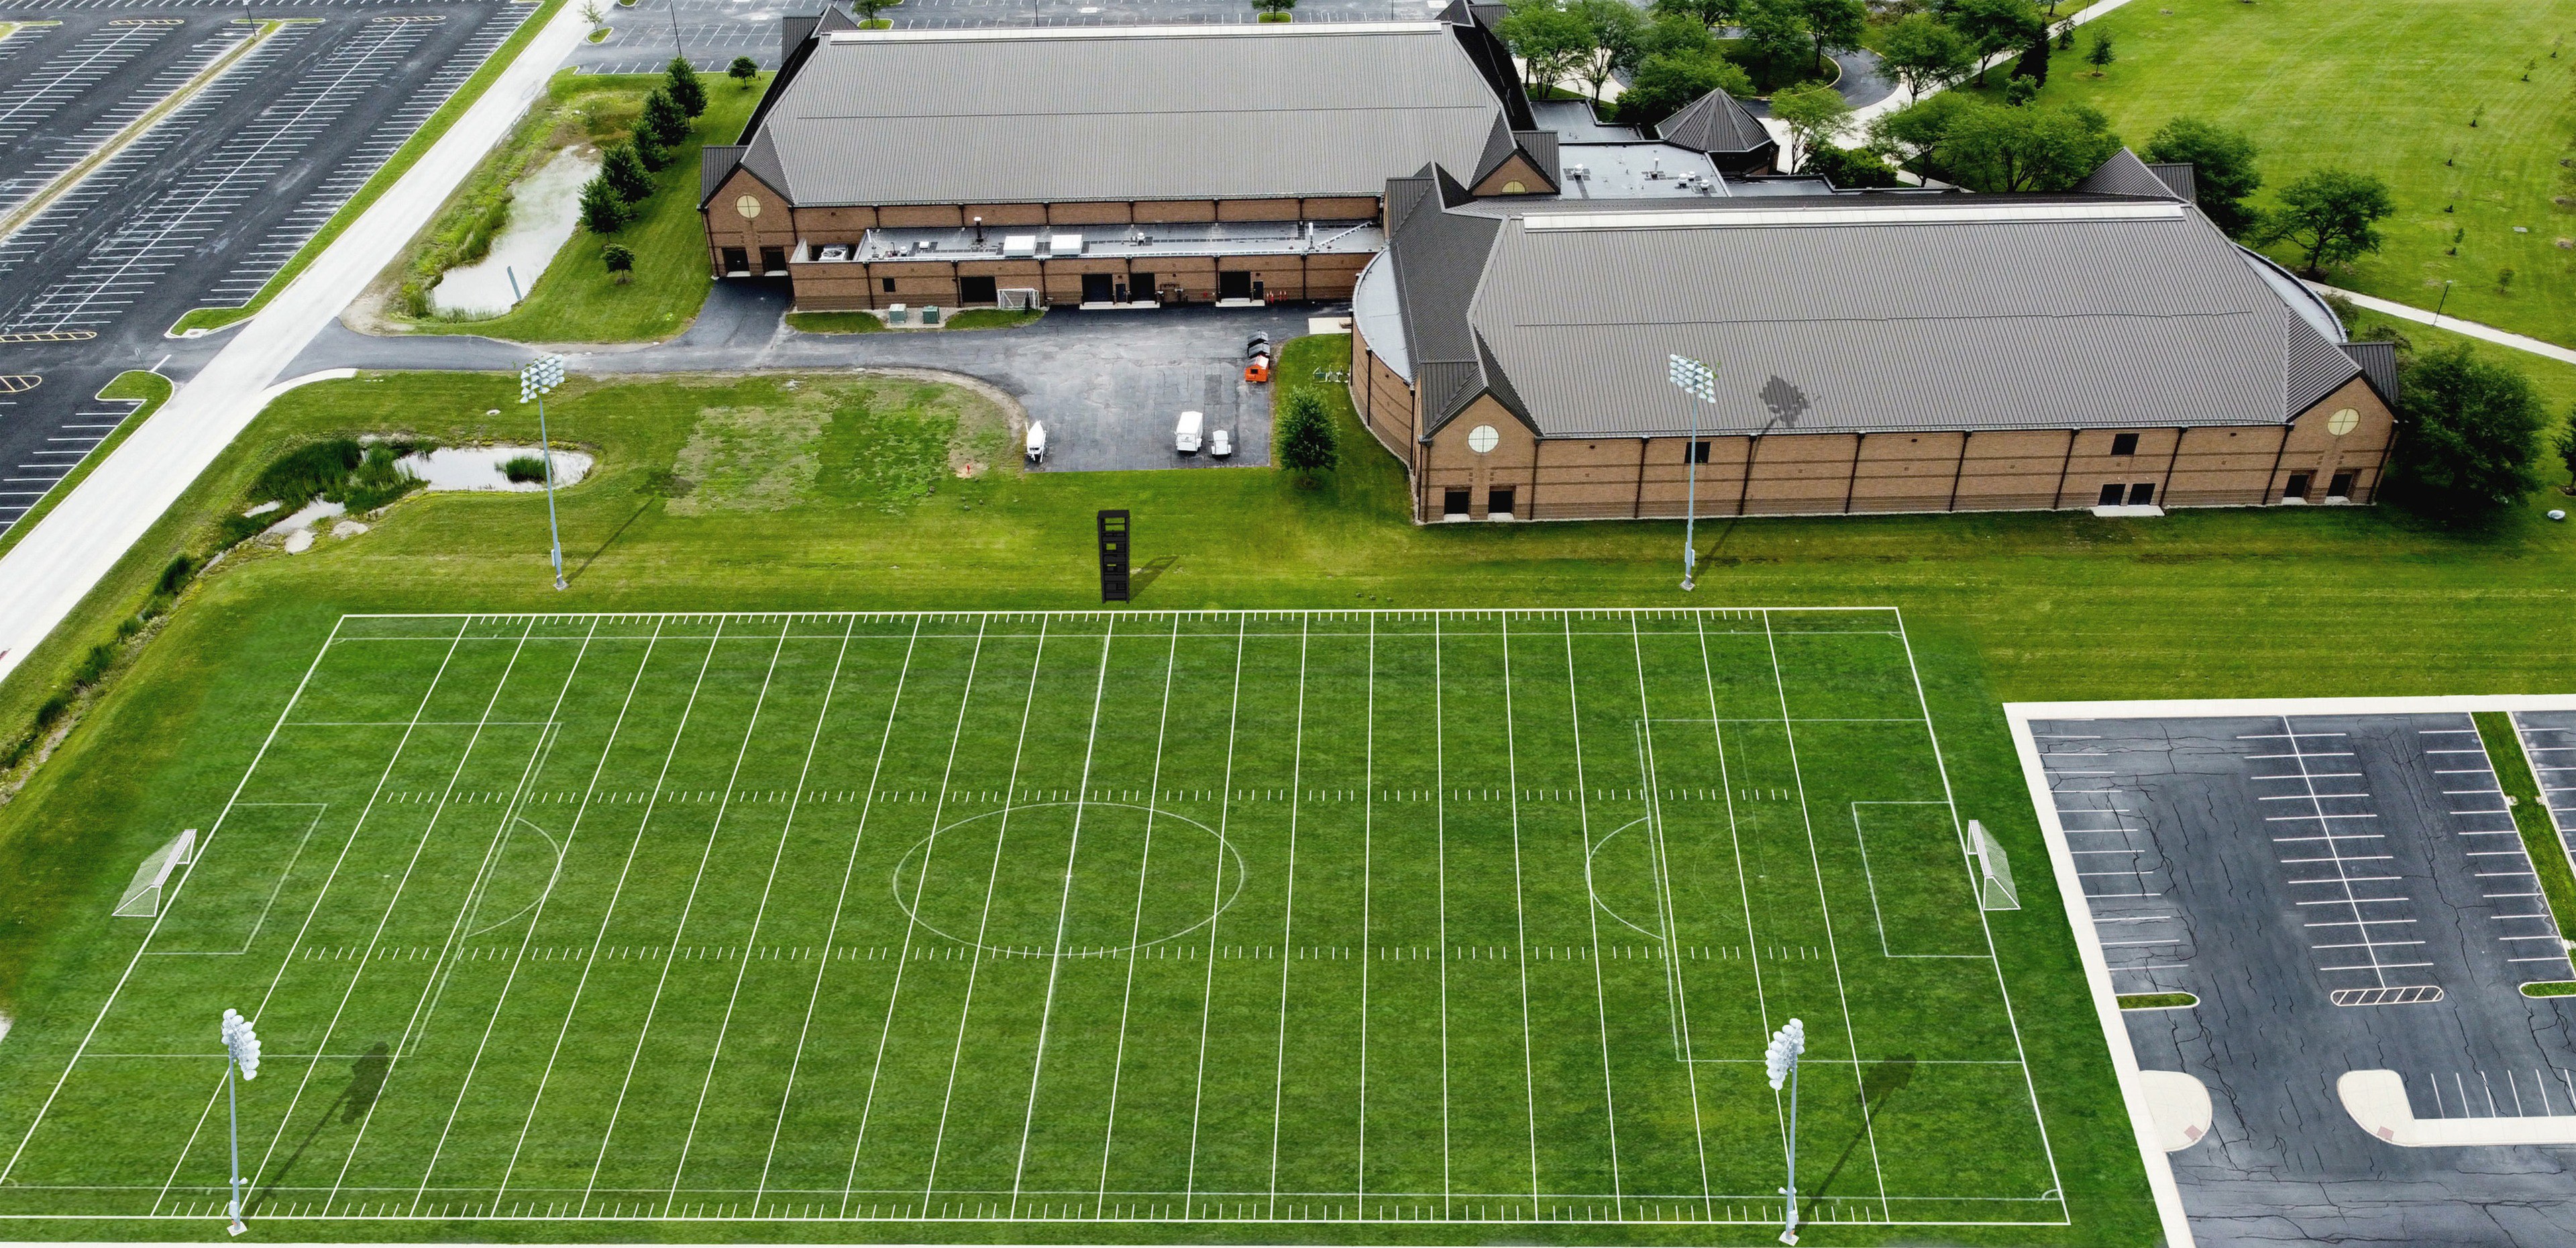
1765,1017,1806,1245
1667,354,1717,591
219,1008,260,1237
519,354,569,590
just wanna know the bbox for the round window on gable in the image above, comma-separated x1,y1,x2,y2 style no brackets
1501,180,1526,194
2327,407,2359,436
736,195,762,220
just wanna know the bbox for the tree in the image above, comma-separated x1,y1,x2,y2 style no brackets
1277,389,1338,480
1650,0,1739,33
2013,28,2049,85
1568,0,1646,101
1801,143,1901,187
1867,90,1981,179
665,56,706,117
2260,168,2395,276
1737,0,1811,79
1942,99,2119,191
1640,10,1715,59
1619,51,1756,125
1498,0,1591,92
632,127,672,171
2555,417,2576,492
1945,0,2045,85
1253,0,1297,17
579,176,632,234
1877,13,1976,99
639,87,691,148
2003,72,2039,105
1792,0,1868,77
2085,29,2114,74
601,142,653,202
849,0,902,22
729,55,759,87
581,0,604,27
602,243,635,284
2143,116,2261,234
1771,81,1853,172
2388,345,2546,514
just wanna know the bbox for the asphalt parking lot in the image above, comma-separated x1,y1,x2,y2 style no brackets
2520,710,2576,841
2035,711,2576,1248
0,0,527,532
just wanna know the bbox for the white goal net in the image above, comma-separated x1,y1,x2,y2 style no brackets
114,828,197,918
1970,820,2019,911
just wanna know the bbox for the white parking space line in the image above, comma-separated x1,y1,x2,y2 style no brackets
0,20,174,149
0,25,254,229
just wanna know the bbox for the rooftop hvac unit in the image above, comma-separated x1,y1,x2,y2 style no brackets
1051,232,1083,256
819,244,849,262
1569,164,1588,179
1002,234,1039,258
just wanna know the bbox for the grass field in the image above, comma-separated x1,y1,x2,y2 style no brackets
2029,0,2576,346
0,609,2059,1234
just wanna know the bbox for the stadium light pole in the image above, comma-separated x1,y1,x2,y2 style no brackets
1766,1017,1807,1245
1667,354,1717,591
219,1008,261,1236
520,354,569,590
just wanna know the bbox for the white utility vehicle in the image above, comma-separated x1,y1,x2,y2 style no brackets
1024,421,1046,464
1210,427,1233,458
1175,410,1203,454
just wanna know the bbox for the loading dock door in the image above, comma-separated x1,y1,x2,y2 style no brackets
759,246,787,274
959,275,997,304
1219,271,1253,301
1083,272,1115,303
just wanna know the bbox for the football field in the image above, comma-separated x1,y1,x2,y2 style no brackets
0,608,2064,1234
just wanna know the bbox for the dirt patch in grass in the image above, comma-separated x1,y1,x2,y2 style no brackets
665,403,828,515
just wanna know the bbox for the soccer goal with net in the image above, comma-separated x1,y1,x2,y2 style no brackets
1970,819,2019,911
113,829,197,918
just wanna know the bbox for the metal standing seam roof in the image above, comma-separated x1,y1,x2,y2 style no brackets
1653,89,1774,157
739,22,1509,207
1383,162,2366,441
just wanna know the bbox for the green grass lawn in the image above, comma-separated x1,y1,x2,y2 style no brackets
9,334,2576,1241
410,73,767,344
2027,0,2576,345
169,0,568,336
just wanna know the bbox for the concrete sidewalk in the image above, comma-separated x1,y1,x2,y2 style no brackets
0,1,592,684
2306,281,2576,368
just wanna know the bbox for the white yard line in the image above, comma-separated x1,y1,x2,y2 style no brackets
1007,619,1119,1216
1093,617,1185,1209
843,619,987,1216
414,621,662,1208
754,619,922,1208
1432,613,1454,1218
1761,611,1890,1220
1355,613,1375,1206
1696,614,1774,1037
1261,616,1309,1218
667,617,859,1212
1181,617,1250,1209
1628,615,1714,1214
919,619,1052,1204
1558,615,1625,1210
1495,614,1541,1208
0,1,588,686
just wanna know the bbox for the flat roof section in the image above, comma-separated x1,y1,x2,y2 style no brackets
837,219,1386,263
1554,144,1727,199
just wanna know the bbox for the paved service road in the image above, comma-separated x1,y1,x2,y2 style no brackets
297,281,1330,471
2036,713,2576,1248
0,0,528,533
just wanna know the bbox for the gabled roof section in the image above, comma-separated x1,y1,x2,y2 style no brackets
737,23,1511,206
738,127,794,201
2074,148,2184,201
2340,340,2399,406
2146,161,2197,203
1469,116,1562,193
1654,89,1772,157
2284,307,2363,418
700,145,749,205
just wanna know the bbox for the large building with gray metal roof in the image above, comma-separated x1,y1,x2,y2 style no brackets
1350,152,2396,522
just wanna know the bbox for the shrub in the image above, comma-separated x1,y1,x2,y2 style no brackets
602,243,635,283
580,176,633,234
156,554,195,596
504,456,550,484
602,144,653,203
1278,389,1338,478
1801,143,1900,188
665,56,706,117
639,87,690,148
